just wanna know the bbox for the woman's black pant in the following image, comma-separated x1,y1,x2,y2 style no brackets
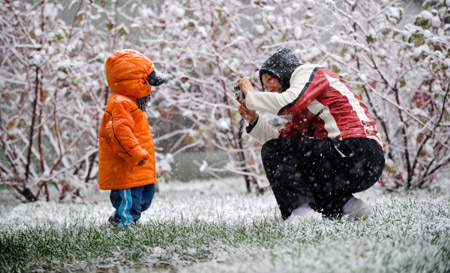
261,137,385,219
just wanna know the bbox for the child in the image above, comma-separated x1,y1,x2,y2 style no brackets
98,49,167,227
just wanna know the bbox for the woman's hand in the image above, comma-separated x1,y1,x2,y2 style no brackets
238,99,258,125
237,78,254,96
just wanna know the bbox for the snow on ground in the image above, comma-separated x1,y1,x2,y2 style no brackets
0,177,276,229
0,177,449,272
1,176,447,228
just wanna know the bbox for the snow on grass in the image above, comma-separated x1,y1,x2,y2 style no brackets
0,177,449,272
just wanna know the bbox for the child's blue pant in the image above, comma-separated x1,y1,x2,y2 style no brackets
110,184,156,227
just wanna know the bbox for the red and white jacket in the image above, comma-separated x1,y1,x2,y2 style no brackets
246,64,383,148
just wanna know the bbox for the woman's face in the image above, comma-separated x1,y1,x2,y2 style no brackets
261,74,282,93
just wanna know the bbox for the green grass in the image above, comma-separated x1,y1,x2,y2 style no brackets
0,179,449,273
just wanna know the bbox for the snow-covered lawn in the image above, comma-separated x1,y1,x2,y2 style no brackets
1,178,449,272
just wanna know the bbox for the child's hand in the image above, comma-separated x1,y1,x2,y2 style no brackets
137,158,147,166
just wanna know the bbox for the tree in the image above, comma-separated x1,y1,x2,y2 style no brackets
0,0,121,201
1,0,448,202
314,0,450,189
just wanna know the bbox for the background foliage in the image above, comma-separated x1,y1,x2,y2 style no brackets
0,0,449,201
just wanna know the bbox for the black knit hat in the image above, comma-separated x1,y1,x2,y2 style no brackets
259,47,301,92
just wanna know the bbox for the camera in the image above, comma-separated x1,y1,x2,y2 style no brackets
234,84,245,102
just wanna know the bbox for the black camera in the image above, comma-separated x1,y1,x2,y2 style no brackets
234,84,245,102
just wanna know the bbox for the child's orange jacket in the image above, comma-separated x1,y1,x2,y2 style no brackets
98,50,157,190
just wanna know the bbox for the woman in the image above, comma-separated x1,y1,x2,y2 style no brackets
238,47,385,223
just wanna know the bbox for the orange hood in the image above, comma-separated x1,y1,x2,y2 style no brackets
105,49,154,98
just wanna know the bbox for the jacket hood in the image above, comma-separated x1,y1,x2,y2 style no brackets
259,47,301,92
105,49,154,98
